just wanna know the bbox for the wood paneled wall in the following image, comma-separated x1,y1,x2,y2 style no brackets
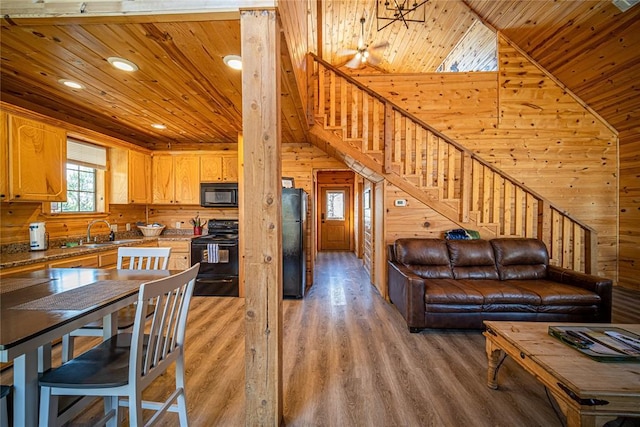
619,127,640,290
278,0,313,119
0,201,146,246
353,35,618,282
384,184,461,243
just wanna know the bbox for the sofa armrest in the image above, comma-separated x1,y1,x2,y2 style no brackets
388,261,426,330
547,265,612,322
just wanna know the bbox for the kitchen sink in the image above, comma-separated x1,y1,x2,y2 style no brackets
80,243,114,248
61,239,144,249
110,239,143,245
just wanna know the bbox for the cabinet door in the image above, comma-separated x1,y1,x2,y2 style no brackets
0,111,8,201
109,147,129,204
152,155,175,204
48,254,99,268
162,240,191,270
222,155,238,181
98,250,119,269
0,261,46,278
9,115,67,201
174,155,200,204
129,150,151,204
200,155,223,182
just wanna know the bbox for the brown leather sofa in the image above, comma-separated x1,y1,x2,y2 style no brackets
387,238,612,331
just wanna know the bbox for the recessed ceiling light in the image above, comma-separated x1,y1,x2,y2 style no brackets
107,57,139,72
151,123,166,130
58,79,85,89
223,55,242,70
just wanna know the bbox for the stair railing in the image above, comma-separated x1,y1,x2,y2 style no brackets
307,53,597,274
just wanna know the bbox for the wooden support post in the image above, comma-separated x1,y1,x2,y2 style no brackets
240,8,283,426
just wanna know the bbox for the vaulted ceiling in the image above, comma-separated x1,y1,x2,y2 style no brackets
1,0,638,151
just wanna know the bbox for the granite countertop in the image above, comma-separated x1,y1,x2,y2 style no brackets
0,234,200,270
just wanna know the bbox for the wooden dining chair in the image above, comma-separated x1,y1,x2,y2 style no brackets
116,247,172,270
61,247,172,363
0,385,10,427
39,263,199,427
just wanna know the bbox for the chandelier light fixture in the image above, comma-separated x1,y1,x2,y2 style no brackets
376,0,428,31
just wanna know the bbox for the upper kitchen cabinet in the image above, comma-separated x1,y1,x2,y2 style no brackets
110,147,151,204
200,154,238,182
152,154,199,204
0,111,7,201
7,114,67,202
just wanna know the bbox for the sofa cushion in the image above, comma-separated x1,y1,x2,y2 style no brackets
446,240,499,279
491,238,548,280
423,279,542,314
395,238,453,279
507,280,601,305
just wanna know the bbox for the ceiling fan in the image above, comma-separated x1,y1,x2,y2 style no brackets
338,17,389,69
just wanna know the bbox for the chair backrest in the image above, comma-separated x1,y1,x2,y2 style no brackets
117,247,172,270
130,263,199,388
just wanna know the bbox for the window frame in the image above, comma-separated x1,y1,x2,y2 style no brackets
44,139,107,216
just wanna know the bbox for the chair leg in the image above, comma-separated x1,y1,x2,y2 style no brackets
61,335,74,363
176,357,188,426
38,386,57,427
1,387,9,427
104,396,118,427
176,391,188,427
38,343,52,373
128,391,143,427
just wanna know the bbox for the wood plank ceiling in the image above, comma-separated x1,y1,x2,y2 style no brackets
322,0,640,133
1,0,638,151
0,14,306,150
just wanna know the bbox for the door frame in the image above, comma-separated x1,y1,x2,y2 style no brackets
314,170,356,253
318,184,353,251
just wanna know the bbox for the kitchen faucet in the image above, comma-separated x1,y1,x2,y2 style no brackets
87,219,111,242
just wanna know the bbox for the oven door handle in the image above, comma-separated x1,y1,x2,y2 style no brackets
196,278,235,283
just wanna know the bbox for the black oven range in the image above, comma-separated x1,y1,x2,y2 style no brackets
190,219,239,296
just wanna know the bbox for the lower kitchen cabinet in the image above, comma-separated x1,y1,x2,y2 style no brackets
98,250,119,269
48,254,99,268
160,240,191,270
0,241,160,278
0,262,44,278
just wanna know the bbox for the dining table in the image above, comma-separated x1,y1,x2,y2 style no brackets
0,267,178,427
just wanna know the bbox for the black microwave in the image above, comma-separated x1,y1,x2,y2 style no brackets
200,183,238,208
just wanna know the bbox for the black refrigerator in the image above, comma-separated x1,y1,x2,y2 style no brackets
282,188,307,298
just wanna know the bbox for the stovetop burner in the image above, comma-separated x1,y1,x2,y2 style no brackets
206,219,238,232
193,233,238,243
192,219,239,243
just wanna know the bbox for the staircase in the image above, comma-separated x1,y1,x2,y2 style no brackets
306,54,597,274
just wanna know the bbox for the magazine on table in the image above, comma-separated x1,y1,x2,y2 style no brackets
548,326,640,362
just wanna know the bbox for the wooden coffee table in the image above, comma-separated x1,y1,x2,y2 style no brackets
483,321,640,427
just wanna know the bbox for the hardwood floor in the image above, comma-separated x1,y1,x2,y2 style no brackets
3,252,640,426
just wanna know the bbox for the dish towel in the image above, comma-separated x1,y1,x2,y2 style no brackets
207,243,219,263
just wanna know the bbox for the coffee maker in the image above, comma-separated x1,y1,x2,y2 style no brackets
29,222,48,251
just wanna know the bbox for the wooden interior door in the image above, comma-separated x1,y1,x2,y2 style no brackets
320,186,351,250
